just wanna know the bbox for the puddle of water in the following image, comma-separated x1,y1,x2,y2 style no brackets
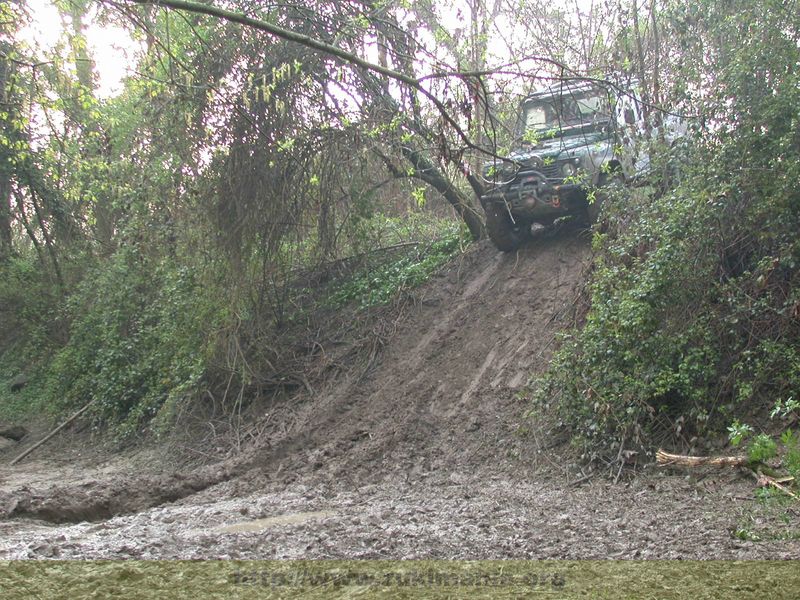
213,511,336,534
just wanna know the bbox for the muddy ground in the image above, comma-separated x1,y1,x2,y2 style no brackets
1,229,799,560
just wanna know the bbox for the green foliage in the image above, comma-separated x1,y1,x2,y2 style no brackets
0,256,58,347
781,429,800,481
535,177,727,456
0,255,64,420
533,1,800,460
329,218,467,309
724,418,800,498
774,399,800,480
733,527,760,542
728,420,754,448
45,247,220,438
747,434,778,465
771,397,800,420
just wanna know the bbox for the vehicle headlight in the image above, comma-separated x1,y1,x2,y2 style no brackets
500,162,520,179
561,162,578,177
483,161,519,180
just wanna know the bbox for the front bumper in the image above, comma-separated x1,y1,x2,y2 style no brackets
481,170,584,218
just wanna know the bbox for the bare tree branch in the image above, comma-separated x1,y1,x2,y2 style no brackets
116,0,492,155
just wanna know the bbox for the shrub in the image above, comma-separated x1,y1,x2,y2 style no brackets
46,246,220,437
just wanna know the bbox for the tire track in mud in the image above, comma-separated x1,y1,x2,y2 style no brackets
406,252,504,376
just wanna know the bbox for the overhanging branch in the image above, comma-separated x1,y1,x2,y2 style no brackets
117,0,484,152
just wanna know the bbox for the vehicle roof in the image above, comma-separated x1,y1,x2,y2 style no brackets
522,80,608,103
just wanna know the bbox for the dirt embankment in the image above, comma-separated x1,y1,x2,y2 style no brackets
1,229,798,560
246,226,591,485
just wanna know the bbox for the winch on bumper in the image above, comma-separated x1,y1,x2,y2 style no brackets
480,169,583,219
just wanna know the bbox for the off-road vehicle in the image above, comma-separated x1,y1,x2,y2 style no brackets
480,80,640,251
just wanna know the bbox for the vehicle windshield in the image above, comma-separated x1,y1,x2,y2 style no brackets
522,89,610,136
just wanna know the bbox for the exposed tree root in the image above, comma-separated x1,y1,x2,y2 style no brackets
747,469,799,501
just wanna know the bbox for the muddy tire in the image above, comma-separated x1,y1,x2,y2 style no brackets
485,206,530,252
585,194,604,225
586,170,624,225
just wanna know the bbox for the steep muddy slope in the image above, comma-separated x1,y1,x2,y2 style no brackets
247,229,591,484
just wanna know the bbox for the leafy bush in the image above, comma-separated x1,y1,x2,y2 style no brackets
535,176,725,457
46,247,221,437
536,146,800,458
746,434,778,465
727,411,799,494
782,430,800,482
0,255,62,358
533,2,800,460
0,255,66,420
328,221,467,309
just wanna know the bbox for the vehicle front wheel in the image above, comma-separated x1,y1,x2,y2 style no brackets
586,170,624,225
485,205,531,252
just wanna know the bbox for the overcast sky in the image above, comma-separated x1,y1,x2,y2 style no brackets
21,0,137,97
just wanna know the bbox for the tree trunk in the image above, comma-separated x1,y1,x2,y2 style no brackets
64,3,116,253
0,162,11,262
0,42,14,261
13,190,45,266
631,0,652,133
401,146,485,240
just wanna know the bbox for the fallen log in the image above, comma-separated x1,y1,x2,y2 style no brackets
655,449,749,468
9,401,94,466
657,448,799,501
